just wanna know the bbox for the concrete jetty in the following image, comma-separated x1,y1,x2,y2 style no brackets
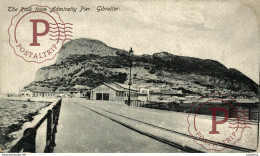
53,98,182,153
52,98,258,153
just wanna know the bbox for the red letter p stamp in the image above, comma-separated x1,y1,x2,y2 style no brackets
8,5,73,63
187,93,252,151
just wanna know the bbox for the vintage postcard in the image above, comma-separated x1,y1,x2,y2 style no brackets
0,0,259,154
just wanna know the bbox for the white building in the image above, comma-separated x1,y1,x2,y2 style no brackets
91,82,138,101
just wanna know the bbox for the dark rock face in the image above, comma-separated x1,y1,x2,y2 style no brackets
27,38,258,95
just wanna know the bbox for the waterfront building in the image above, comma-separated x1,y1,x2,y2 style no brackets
19,89,55,97
19,90,34,97
91,82,138,101
33,91,55,97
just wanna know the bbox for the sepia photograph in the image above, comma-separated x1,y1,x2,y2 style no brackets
0,0,259,154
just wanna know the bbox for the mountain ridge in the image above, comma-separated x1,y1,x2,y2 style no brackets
24,38,258,97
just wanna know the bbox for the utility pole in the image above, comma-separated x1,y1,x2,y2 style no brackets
127,47,134,106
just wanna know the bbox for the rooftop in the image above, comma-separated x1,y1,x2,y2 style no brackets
103,83,125,92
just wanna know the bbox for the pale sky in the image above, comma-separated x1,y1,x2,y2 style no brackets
1,0,259,93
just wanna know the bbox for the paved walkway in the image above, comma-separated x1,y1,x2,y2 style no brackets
54,99,183,153
54,98,258,153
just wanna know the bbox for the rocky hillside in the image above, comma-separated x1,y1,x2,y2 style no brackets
24,38,258,96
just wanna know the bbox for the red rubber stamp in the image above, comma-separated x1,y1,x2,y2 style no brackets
8,5,73,63
187,93,252,151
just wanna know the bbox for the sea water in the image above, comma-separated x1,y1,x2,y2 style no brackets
0,98,51,150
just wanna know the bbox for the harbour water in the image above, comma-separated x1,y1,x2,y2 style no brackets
0,98,51,150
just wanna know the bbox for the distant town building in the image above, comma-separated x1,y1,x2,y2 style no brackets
67,90,81,98
137,88,150,102
55,90,68,97
72,85,90,90
68,90,90,98
149,92,162,102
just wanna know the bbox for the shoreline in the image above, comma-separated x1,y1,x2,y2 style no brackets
0,108,44,150
0,99,55,151
0,96,57,103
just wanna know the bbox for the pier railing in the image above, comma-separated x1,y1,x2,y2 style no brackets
8,99,62,153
